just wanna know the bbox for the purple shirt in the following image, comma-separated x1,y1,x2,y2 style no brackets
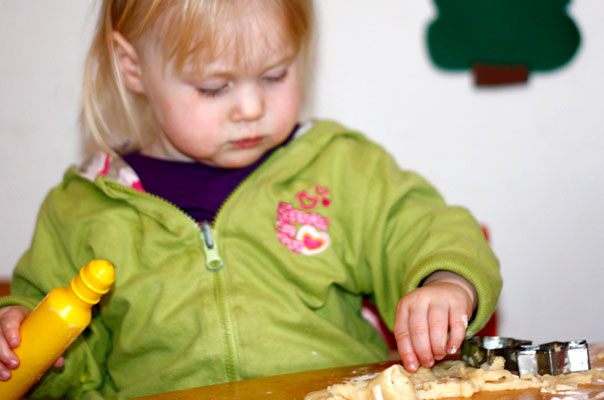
122,129,296,222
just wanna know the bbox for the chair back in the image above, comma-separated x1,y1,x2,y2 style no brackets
0,281,10,297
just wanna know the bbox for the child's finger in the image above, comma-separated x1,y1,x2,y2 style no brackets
447,310,469,355
428,303,449,360
0,311,22,349
0,361,12,381
0,339,18,381
396,333,420,373
394,304,420,372
52,356,65,369
408,306,434,368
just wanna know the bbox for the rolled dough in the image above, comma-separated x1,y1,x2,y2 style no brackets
305,357,601,400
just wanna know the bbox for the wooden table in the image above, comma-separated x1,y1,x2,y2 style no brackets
135,343,604,400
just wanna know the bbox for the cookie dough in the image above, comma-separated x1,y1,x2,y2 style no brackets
305,357,600,400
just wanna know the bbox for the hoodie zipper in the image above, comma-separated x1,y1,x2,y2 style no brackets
200,219,238,381
201,220,224,270
202,177,262,382
103,180,238,382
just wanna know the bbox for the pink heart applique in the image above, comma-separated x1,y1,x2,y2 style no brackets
297,191,319,209
303,233,324,250
315,185,329,196
296,225,330,255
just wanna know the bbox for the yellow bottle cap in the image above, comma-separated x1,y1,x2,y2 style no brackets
71,260,115,305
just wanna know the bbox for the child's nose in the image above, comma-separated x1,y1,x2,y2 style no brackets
231,83,265,122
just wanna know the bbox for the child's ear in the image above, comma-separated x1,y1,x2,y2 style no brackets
113,31,145,94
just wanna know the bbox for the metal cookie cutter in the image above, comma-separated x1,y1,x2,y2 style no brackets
515,340,591,376
461,336,532,370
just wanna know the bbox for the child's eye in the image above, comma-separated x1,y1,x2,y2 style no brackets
197,84,228,97
262,69,288,84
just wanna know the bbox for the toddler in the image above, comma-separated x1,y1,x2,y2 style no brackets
0,0,502,398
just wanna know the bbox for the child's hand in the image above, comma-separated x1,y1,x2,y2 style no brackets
393,273,476,373
0,306,65,381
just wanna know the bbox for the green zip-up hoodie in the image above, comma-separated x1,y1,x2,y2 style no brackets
0,120,501,399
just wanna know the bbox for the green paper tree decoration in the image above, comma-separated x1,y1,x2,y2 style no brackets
427,0,581,85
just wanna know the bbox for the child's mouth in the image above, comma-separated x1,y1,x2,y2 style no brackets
231,137,262,149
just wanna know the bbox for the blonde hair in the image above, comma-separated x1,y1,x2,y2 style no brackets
82,0,314,156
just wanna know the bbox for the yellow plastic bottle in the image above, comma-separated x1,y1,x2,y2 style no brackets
0,259,115,400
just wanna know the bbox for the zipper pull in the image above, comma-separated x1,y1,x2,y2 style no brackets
201,220,224,271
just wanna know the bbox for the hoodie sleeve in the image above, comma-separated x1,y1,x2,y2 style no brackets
355,141,502,336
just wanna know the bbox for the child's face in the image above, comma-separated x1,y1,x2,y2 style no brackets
129,11,301,168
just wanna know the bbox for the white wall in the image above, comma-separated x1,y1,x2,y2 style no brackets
0,2,97,273
1,2,602,344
